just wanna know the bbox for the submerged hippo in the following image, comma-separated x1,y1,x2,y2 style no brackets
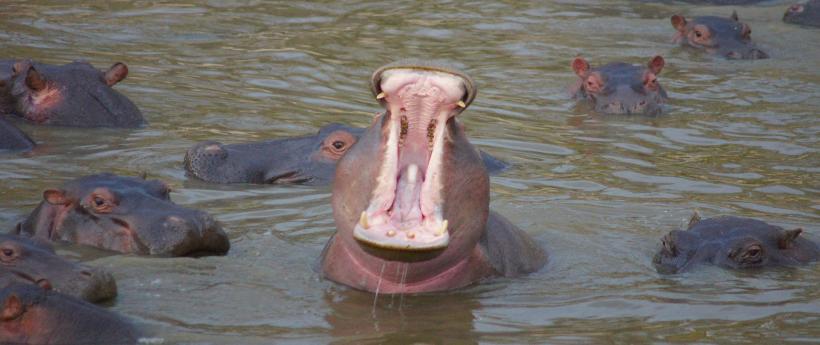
0,59,144,127
0,283,139,345
671,12,768,60
0,116,34,151
0,234,116,303
320,61,546,293
15,174,230,256
784,0,820,27
570,55,667,116
654,213,819,273
184,123,510,185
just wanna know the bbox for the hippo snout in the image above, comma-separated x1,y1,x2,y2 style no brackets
726,48,769,60
184,141,230,181
148,212,230,256
76,268,118,303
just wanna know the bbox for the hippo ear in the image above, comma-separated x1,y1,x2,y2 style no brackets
571,57,590,77
25,66,46,92
671,15,687,32
43,189,68,205
730,11,739,22
647,55,665,75
1,294,23,321
104,62,128,87
686,210,702,230
778,228,803,249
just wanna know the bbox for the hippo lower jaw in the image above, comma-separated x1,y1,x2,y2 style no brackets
353,69,470,252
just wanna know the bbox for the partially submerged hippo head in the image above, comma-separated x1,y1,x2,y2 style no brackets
653,213,819,273
784,0,820,27
0,283,139,344
570,56,668,116
671,12,768,60
2,59,144,127
0,234,116,303
16,174,229,256
0,116,34,151
321,61,545,293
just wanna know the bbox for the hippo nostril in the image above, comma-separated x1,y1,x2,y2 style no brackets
81,270,93,277
36,279,53,290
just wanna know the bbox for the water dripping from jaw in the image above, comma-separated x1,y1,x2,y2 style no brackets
372,262,386,317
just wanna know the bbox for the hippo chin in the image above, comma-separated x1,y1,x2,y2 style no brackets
784,0,820,27
320,61,546,294
671,12,768,60
15,173,230,256
0,283,139,345
1,59,144,127
184,123,509,185
654,213,819,274
0,234,116,303
570,55,668,116
0,116,34,151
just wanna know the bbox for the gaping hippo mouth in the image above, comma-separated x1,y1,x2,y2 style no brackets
354,61,476,252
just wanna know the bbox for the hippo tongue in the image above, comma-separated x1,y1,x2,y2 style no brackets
354,68,469,251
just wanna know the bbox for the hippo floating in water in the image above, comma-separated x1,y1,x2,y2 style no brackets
570,55,668,116
653,213,819,273
671,12,768,60
0,283,139,345
0,116,34,151
15,174,230,256
184,123,510,185
0,59,144,127
320,60,546,293
0,234,116,303
784,0,820,27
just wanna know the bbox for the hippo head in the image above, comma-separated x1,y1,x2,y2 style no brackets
5,59,144,127
16,174,229,256
783,0,820,27
0,234,116,303
671,12,769,60
570,56,668,116
653,214,819,274
322,60,491,293
184,123,362,185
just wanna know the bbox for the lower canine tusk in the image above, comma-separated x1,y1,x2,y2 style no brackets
359,211,369,229
457,100,466,108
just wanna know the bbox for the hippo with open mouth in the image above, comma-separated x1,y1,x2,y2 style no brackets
320,61,546,293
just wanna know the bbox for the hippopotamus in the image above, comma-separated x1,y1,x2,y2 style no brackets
320,61,546,293
0,234,116,303
0,283,139,344
15,174,230,256
0,59,144,127
653,213,819,273
570,56,668,116
671,12,769,60
184,123,510,185
784,0,820,27
0,116,34,151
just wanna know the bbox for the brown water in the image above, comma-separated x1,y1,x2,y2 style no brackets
1,0,819,344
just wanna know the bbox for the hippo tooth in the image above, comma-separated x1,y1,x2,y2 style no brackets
407,164,418,185
406,232,415,239
436,220,448,236
457,100,466,108
376,92,386,100
359,211,370,229
387,230,396,237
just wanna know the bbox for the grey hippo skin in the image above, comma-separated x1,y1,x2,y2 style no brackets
673,0,767,4
0,283,139,345
654,213,819,273
184,123,510,185
15,174,230,256
570,55,668,116
0,116,34,151
671,12,768,60
320,60,546,293
0,234,116,303
784,0,820,27
0,59,144,127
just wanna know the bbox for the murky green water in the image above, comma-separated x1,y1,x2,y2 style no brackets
1,0,818,343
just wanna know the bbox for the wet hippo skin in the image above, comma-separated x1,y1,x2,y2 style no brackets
0,59,144,127
671,12,768,60
0,234,116,303
184,123,510,185
15,174,230,257
784,0,820,27
320,60,546,293
0,283,139,345
654,213,819,273
570,55,668,116
0,116,34,151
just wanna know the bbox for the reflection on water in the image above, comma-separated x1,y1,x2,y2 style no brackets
1,0,818,343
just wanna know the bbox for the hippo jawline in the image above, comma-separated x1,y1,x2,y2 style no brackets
353,68,470,252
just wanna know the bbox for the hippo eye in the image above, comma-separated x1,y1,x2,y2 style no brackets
0,247,15,261
694,30,703,38
332,141,346,150
94,197,106,207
